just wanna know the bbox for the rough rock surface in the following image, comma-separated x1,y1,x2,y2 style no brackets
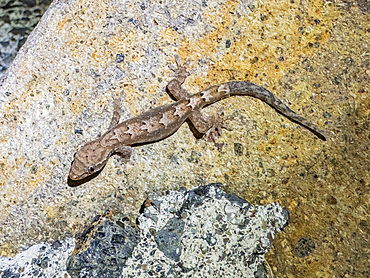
0,184,289,277
0,0,368,277
0,238,74,277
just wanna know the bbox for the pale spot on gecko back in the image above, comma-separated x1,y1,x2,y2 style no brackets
187,95,202,109
124,122,143,138
218,84,230,94
102,127,130,146
174,101,190,117
141,115,162,133
159,110,175,127
201,90,212,102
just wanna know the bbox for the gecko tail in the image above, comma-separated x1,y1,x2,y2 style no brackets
227,81,327,141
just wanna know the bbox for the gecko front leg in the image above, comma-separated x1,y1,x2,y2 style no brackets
108,93,123,130
108,93,133,159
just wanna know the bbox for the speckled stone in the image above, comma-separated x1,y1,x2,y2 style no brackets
66,213,140,278
0,238,74,277
0,0,369,277
292,237,315,258
119,184,289,277
0,0,52,79
0,184,289,277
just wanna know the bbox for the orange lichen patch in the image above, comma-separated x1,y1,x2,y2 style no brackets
161,28,181,46
57,15,70,31
172,0,338,87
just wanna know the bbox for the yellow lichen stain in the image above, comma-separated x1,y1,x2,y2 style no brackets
60,1,113,67
159,0,337,90
1,159,50,206
57,15,70,31
91,50,98,62
155,2,368,277
0,243,17,257
44,204,60,220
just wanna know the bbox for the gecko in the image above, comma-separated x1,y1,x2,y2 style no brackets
68,55,326,184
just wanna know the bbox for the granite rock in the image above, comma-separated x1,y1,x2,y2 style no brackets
0,184,289,277
0,0,52,79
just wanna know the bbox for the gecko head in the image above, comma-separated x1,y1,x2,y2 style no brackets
69,139,113,181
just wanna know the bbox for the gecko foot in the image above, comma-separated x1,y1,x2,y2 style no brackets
206,108,232,142
169,54,191,84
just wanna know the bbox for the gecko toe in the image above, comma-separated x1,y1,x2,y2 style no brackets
184,58,191,67
169,54,192,83
174,54,182,66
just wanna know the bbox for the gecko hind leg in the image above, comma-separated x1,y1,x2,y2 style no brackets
188,108,231,140
167,55,230,140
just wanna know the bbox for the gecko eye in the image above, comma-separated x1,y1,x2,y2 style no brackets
88,166,95,173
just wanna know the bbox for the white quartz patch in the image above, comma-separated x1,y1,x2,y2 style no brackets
0,238,74,278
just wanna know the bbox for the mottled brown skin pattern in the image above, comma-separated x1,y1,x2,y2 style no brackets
69,56,326,183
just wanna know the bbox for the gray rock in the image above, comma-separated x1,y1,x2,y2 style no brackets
155,217,185,262
123,183,289,277
66,218,140,278
0,184,289,277
0,0,52,79
0,238,74,277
